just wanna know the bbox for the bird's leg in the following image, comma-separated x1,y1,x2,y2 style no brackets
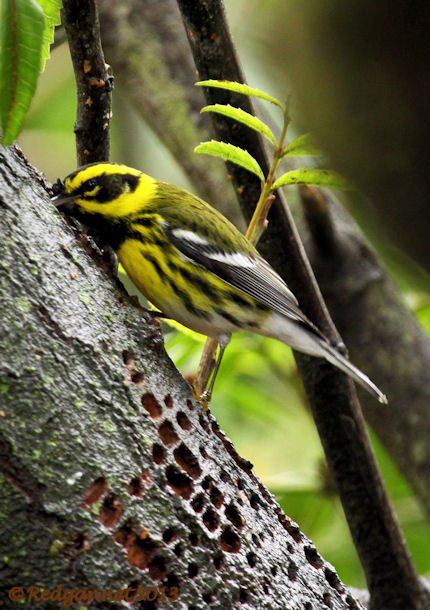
197,334,231,409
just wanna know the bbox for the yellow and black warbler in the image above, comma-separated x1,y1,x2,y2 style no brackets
52,162,387,404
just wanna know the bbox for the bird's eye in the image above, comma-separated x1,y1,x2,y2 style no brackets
86,178,97,190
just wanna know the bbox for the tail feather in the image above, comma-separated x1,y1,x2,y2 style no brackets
260,312,387,404
321,340,387,404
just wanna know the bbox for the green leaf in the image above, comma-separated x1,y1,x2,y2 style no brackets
282,133,322,157
272,168,353,191
0,0,45,145
201,104,278,147
196,80,284,110
194,140,265,181
37,0,62,72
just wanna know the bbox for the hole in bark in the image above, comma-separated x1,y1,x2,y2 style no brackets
249,492,261,510
98,493,123,528
164,394,173,408
288,561,299,581
158,420,179,446
191,493,205,513
166,573,179,588
72,532,89,551
199,445,208,458
246,552,257,567
152,443,166,464
304,545,324,569
201,475,214,490
346,594,359,609
173,443,202,478
176,411,191,430
324,567,343,591
128,476,144,497
141,392,162,418
82,476,107,507
127,533,160,570
189,531,199,546
122,349,134,364
225,503,243,529
165,465,193,499
202,508,220,532
239,588,249,603
162,528,177,544
251,533,260,547
128,472,152,498
114,523,133,546
148,554,168,580
202,591,216,604
198,413,210,433
323,592,333,608
210,488,224,509
220,470,231,483
237,478,246,490
278,513,302,542
213,552,224,569
271,565,278,577
130,370,145,384
219,526,241,553
304,604,313,610
173,543,183,557
186,399,195,411
188,563,199,578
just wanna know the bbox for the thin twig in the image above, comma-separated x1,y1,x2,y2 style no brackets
61,0,112,165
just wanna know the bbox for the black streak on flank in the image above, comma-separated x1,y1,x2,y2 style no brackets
144,252,169,284
214,308,241,327
173,263,221,304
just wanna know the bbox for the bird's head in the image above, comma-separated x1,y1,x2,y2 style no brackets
51,162,156,217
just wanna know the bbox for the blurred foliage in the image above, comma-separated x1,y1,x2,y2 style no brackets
15,1,430,589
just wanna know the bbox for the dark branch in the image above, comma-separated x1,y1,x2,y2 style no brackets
176,1,428,608
300,186,430,516
61,0,112,165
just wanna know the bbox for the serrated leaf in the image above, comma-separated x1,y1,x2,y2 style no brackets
201,104,278,147
194,140,264,181
196,80,284,109
37,0,62,72
1,0,45,145
272,168,352,191
282,133,322,157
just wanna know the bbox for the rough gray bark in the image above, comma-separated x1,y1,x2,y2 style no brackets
0,146,367,609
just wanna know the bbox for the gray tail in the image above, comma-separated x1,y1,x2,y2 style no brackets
321,341,387,404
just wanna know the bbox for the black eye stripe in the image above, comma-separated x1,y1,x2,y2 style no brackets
71,173,140,203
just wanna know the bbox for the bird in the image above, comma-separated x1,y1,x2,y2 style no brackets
51,162,387,404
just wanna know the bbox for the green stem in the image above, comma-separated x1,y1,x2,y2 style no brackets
245,98,291,244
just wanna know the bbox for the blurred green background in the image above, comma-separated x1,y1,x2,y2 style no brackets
18,1,430,589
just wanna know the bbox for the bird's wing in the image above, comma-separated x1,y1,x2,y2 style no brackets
167,226,311,325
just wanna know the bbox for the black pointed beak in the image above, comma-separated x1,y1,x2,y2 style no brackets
51,193,76,207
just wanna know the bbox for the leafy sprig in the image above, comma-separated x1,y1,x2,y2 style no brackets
195,79,351,244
